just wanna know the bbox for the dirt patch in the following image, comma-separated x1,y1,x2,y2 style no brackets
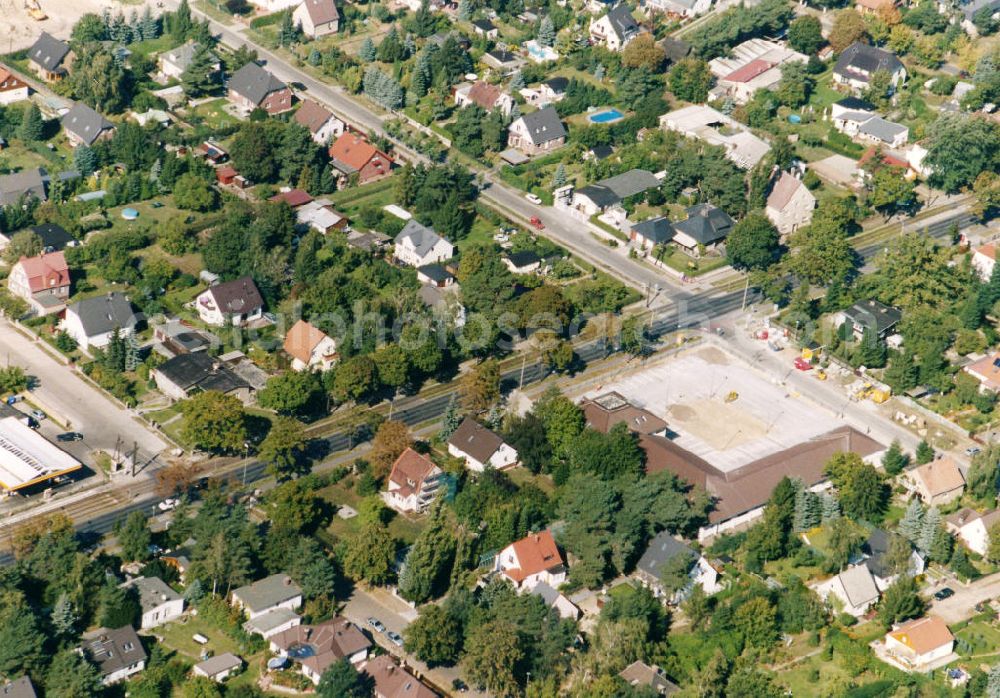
696,346,730,366
667,398,767,450
0,0,156,53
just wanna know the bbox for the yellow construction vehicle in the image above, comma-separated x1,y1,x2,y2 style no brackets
725,391,739,403
869,388,890,404
25,0,47,20
815,369,827,381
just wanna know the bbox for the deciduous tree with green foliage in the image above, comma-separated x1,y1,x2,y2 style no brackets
180,391,247,453
824,452,887,522
342,522,395,585
463,619,523,698
726,212,780,271
317,658,372,698
404,604,462,666
788,15,824,54
260,417,309,480
877,575,926,627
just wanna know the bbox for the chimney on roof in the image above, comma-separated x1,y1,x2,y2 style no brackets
283,576,292,586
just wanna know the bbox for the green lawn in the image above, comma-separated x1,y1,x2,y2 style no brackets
186,98,241,129
954,616,1000,657
318,478,427,545
157,614,245,660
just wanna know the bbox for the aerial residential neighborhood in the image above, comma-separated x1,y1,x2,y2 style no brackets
4,0,1000,695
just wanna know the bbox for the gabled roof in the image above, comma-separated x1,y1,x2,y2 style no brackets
294,98,337,134
837,564,879,608
161,41,214,72
619,661,680,695
857,116,907,144
580,391,668,434
631,216,675,244
233,573,302,614
864,529,920,579
723,58,776,83
283,319,332,364
194,652,242,677
416,263,453,283
29,32,70,73
834,96,876,112
486,49,518,64
834,42,905,83
271,617,371,677
660,36,692,63
299,0,340,25
61,103,114,146
472,19,497,32
511,106,566,144
396,220,449,258
328,133,391,173
766,171,813,212
506,250,540,268
229,62,287,106
946,507,1000,530
81,625,147,679
67,292,137,337
269,188,314,207
673,203,735,245
448,417,506,463
364,655,439,698
155,352,250,394
887,616,953,655
543,76,568,93
0,67,26,90
204,276,264,315
126,576,182,613
604,4,640,40
243,607,301,635
464,81,507,110
502,530,565,582
29,222,75,251
0,167,47,206
16,250,69,293
387,448,440,497
910,457,965,498
842,299,901,335
636,531,695,580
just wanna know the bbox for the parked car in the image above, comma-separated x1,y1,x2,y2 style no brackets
529,216,544,230
56,432,84,442
30,409,46,421
793,357,812,371
452,679,469,692
965,446,982,457
386,631,404,647
158,498,180,512
367,617,386,633
934,587,954,601
525,193,542,204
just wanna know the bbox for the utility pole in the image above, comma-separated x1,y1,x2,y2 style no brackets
519,353,527,389
741,273,750,311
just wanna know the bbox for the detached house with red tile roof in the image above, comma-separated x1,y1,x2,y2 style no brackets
383,448,443,513
876,616,956,673
496,530,567,591
283,319,338,372
964,352,1000,393
269,616,371,684
364,655,439,698
973,243,997,282
454,81,514,117
328,133,393,186
0,67,29,106
7,250,70,315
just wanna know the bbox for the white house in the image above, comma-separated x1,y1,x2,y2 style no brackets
0,67,30,105
293,0,340,39
863,529,925,591
447,417,519,472
508,106,566,156
270,618,371,685
157,41,219,82
62,292,138,352
454,80,514,117
833,42,906,94
709,39,806,105
293,99,345,145
394,220,455,267
973,243,997,282
7,250,70,316
903,457,965,507
529,582,580,620
589,4,640,52
193,653,243,682
765,171,816,236
878,616,955,673
383,448,443,513
195,276,264,327
945,508,1000,556
643,0,711,17
248,0,301,12
123,576,184,630
231,574,303,620
283,319,338,372
496,530,567,591
243,608,302,640
634,532,722,603
659,105,770,170
815,564,879,617
81,626,147,685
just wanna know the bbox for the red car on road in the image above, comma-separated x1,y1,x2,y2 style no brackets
793,357,812,371
529,216,544,230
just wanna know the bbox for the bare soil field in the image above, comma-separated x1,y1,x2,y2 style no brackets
0,0,156,53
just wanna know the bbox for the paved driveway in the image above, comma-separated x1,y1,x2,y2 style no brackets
927,571,1000,624
0,319,167,462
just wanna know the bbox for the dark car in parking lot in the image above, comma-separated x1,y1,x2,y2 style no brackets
934,587,954,601
56,432,84,442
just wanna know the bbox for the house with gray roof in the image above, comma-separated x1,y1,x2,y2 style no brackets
836,299,902,340
857,116,909,148
61,103,115,147
231,573,303,620
671,203,735,252
122,576,184,629
28,32,73,81
833,42,906,94
227,62,293,115
634,531,722,602
196,276,265,327
153,351,253,403
62,292,139,351
589,4,641,51
863,529,925,590
572,169,661,216
81,625,147,685
646,0,711,18
630,216,676,251
158,41,220,82
508,106,566,156
529,581,580,620
394,220,455,267
815,563,880,617
243,607,302,639
193,653,243,682
0,168,47,206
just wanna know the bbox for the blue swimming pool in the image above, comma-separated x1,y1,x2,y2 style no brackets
589,109,624,124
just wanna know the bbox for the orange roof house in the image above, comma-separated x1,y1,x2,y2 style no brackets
382,448,443,513
7,250,70,315
965,353,1000,392
495,530,567,590
904,457,965,506
328,133,393,185
881,616,955,672
283,319,337,372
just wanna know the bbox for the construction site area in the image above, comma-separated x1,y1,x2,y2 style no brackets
0,0,149,53
579,344,846,473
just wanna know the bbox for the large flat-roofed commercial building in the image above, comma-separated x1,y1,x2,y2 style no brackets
0,416,81,491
